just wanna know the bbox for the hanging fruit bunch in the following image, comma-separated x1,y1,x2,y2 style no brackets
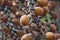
0,0,59,40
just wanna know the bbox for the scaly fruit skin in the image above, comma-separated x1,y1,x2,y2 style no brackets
48,1,55,9
34,7,44,16
1,15,7,22
12,19,20,26
51,12,57,20
10,6,17,13
31,23,38,31
50,24,56,33
15,11,21,17
37,0,48,7
45,32,55,40
43,6,49,14
4,0,12,7
2,26,10,34
20,15,29,26
21,34,31,40
32,31,38,39
17,30,24,38
47,3,52,10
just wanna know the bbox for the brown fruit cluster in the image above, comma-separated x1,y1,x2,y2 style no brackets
0,0,59,40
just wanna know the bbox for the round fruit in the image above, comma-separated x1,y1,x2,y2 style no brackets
15,11,21,17
12,19,20,26
21,33,31,40
37,0,48,7
47,3,52,10
20,15,29,26
10,6,17,13
43,6,49,14
31,23,38,31
32,31,38,39
51,12,57,20
50,24,56,33
1,15,7,22
4,0,12,7
34,7,44,16
2,26,10,34
48,1,55,9
45,32,55,40
17,30,24,38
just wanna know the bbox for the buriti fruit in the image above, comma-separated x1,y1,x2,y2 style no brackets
48,1,55,9
20,15,29,26
31,23,38,31
2,26,10,34
50,24,56,33
17,30,24,38
4,0,12,7
12,18,20,26
32,31,38,39
43,6,49,14
10,6,17,13
47,2,52,10
15,11,21,17
37,0,48,7
34,7,44,16
51,12,57,20
1,15,7,22
21,33,31,40
45,32,55,40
